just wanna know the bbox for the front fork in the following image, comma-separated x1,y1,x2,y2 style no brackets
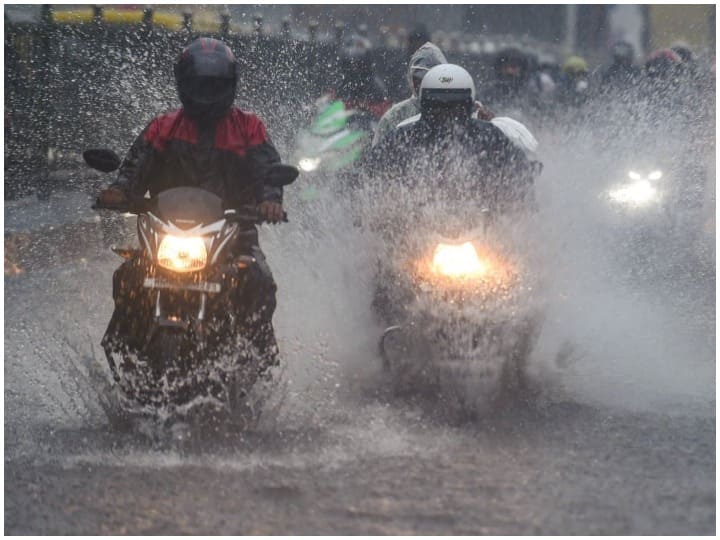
144,257,255,345
152,289,208,326
147,289,212,353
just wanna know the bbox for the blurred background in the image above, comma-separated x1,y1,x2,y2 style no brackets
4,4,716,199
5,4,716,57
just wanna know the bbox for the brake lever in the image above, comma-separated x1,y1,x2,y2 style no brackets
260,211,288,224
225,209,288,224
92,197,149,214
92,201,130,212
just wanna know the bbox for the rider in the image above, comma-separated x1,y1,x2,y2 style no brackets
483,47,540,113
365,64,538,212
599,40,641,90
644,47,683,80
670,41,696,67
374,42,503,148
364,64,539,323
96,37,285,374
641,48,687,105
332,34,391,122
372,42,448,147
557,56,590,106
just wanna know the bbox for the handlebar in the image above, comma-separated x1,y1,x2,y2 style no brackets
91,202,132,212
92,195,150,214
92,199,287,224
225,206,288,224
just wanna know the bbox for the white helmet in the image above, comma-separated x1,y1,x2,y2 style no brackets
419,64,476,116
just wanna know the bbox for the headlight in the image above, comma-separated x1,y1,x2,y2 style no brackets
298,157,321,172
157,235,207,273
608,180,659,207
417,241,517,290
431,242,486,278
627,169,663,181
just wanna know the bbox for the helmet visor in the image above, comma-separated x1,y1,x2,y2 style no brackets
181,76,235,105
422,88,473,106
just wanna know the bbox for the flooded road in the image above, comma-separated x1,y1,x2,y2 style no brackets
4,407,714,535
4,188,715,535
5,6,716,533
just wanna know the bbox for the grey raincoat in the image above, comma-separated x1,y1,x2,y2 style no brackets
372,42,447,147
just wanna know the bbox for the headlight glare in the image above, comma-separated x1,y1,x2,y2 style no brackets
431,242,486,278
608,180,659,206
299,157,321,172
157,235,207,273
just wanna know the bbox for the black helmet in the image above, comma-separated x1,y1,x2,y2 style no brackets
174,37,237,121
671,42,694,64
645,48,682,79
611,41,635,66
407,23,431,56
494,47,529,82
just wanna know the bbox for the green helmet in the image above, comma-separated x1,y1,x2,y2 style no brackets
562,56,588,76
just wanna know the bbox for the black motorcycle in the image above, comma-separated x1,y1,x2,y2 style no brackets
84,149,297,416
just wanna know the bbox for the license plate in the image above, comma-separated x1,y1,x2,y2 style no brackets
143,277,221,293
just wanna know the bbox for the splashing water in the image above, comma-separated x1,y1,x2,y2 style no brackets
527,92,715,416
4,50,714,479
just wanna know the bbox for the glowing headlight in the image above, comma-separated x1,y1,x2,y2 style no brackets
627,169,663,181
608,180,659,206
431,242,486,278
298,157,321,172
157,235,207,273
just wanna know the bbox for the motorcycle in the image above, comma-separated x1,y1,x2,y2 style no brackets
292,97,373,203
601,158,708,274
373,206,541,414
84,149,298,420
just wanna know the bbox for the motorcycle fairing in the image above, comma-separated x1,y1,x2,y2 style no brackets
138,212,239,269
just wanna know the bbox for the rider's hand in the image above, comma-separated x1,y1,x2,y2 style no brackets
258,201,284,224
475,104,495,121
97,187,127,207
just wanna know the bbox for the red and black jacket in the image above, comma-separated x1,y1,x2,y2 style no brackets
112,107,282,207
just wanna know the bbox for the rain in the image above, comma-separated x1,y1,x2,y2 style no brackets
4,4,715,535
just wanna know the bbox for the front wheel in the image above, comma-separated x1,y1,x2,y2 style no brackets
143,328,196,405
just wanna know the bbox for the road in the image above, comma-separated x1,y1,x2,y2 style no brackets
4,188,715,535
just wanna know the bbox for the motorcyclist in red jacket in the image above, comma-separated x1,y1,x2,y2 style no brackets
97,37,285,374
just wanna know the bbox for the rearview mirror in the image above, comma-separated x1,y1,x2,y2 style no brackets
265,164,299,188
83,148,121,173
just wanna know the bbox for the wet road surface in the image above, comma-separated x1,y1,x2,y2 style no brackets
4,191,715,535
